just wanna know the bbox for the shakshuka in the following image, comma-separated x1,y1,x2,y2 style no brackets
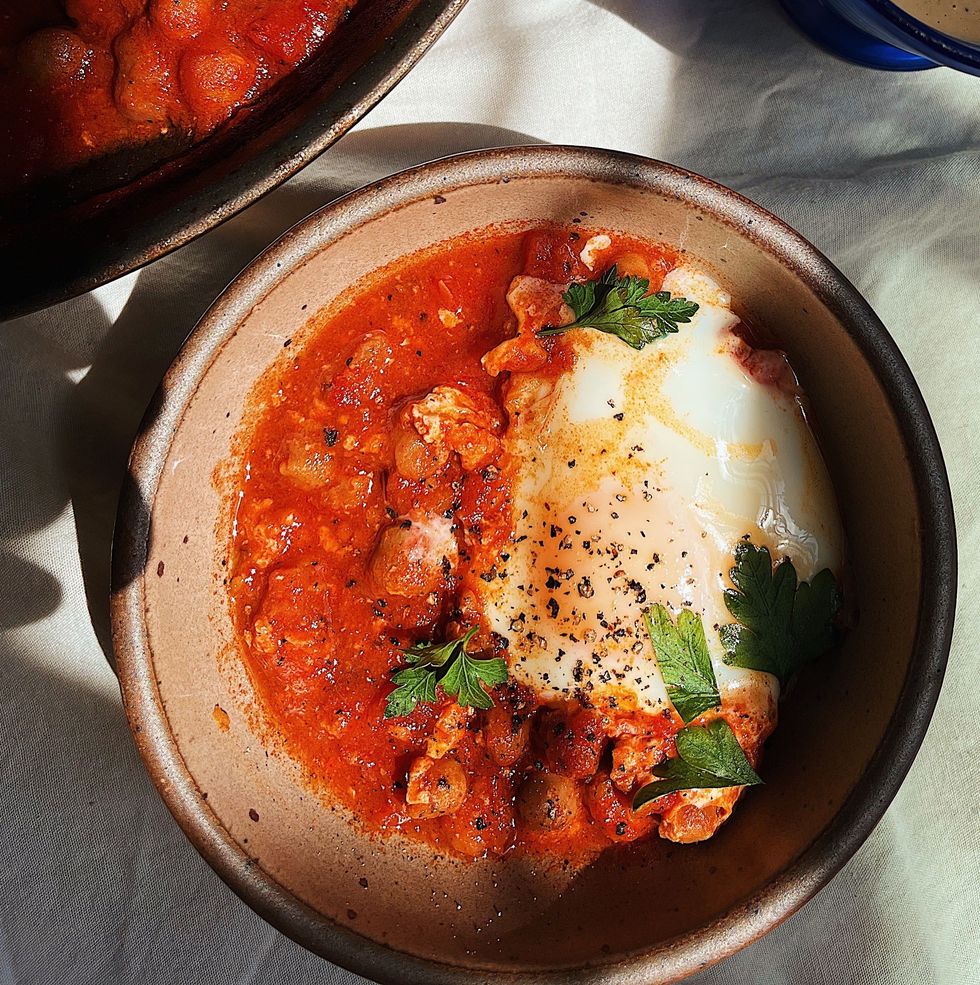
0,1,357,193
228,226,844,860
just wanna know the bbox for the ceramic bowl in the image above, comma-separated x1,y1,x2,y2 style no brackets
110,146,955,983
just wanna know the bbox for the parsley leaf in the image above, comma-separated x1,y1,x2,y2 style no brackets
538,264,699,350
644,604,720,724
384,627,508,718
401,627,480,670
439,648,509,711
384,667,437,719
632,719,761,809
719,541,841,687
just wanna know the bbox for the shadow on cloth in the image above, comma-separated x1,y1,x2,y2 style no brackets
0,653,365,985
52,121,542,660
0,549,61,628
0,295,94,629
684,811,939,981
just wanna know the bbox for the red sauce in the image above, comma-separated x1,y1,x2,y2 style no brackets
228,227,726,861
0,0,355,191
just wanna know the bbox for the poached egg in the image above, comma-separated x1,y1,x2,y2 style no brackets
475,264,843,722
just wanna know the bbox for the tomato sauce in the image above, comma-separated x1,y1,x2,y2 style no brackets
229,227,692,860
0,0,355,191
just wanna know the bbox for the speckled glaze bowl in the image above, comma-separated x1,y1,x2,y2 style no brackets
110,146,955,984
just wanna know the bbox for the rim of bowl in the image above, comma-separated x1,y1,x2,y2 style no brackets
1,0,468,322
865,0,980,69
111,145,956,985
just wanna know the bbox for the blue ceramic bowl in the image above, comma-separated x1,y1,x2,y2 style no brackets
781,0,980,74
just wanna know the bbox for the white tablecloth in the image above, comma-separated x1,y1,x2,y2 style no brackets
2,1,978,982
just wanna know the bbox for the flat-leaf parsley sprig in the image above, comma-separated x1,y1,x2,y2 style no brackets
633,540,843,810
643,603,720,724
633,719,762,810
634,604,757,808
538,265,699,351
720,541,841,687
384,627,508,719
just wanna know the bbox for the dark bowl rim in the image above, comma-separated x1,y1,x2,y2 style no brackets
866,0,980,67
1,0,468,322
110,144,957,984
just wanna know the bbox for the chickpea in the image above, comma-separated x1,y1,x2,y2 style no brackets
540,707,608,780
658,800,723,844
441,773,513,858
484,704,532,767
150,0,213,41
343,331,393,378
393,426,444,481
17,29,89,88
584,771,656,844
278,427,337,490
405,756,467,819
66,1,130,38
113,18,172,124
613,252,651,280
517,772,582,834
369,511,458,598
179,44,256,118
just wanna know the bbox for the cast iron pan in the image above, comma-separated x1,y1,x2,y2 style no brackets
0,0,467,321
